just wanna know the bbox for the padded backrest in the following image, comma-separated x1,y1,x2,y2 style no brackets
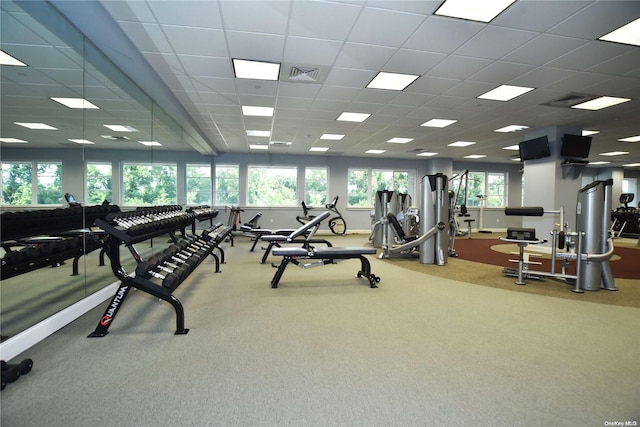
620,193,634,206
288,210,330,240
386,213,406,239
460,204,468,215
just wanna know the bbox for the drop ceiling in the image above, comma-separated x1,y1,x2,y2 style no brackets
2,0,640,167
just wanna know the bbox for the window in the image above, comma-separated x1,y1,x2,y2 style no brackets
247,166,297,206
1,162,63,206
348,169,369,207
2,162,33,205
122,163,177,206
348,168,415,207
453,171,507,207
186,164,212,205
86,163,112,205
304,167,328,206
622,178,637,198
215,164,239,206
36,163,62,205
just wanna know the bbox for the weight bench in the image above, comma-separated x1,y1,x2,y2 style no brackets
269,211,380,288
259,232,333,264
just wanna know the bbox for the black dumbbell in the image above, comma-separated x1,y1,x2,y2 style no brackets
181,236,213,252
1,358,33,386
173,241,210,260
145,254,193,279
163,246,203,269
135,260,186,290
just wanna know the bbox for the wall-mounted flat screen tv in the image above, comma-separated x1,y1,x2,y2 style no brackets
561,134,592,159
519,136,551,161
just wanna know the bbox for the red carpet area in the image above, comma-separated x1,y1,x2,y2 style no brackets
453,238,638,280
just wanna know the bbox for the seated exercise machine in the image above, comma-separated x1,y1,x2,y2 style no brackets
270,211,380,288
501,180,617,293
611,193,639,238
296,195,347,235
378,173,449,266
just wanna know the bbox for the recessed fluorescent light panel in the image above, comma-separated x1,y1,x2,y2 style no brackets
571,96,630,110
623,163,640,167
249,144,268,150
0,138,27,143
0,50,27,66
233,59,280,80
310,147,329,152
104,125,138,132
320,134,344,140
502,145,520,151
366,72,419,91
421,119,457,128
478,85,534,101
138,140,162,146
599,151,629,156
434,0,516,23
464,154,486,159
337,112,370,122
448,141,476,147
387,138,413,144
242,106,274,117
582,130,600,136
68,139,95,145
417,152,438,157
246,130,271,137
50,97,99,109
14,122,57,130
619,135,640,143
365,149,386,154
599,17,640,47
588,161,611,165
495,125,529,133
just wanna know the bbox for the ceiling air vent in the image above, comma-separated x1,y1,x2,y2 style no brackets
289,66,319,82
269,141,292,147
543,93,596,108
101,135,130,141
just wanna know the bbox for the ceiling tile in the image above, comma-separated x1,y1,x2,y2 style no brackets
226,31,285,61
162,26,227,57
334,43,397,70
384,49,447,74
147,0,223,28
468,61,537,85
288,1,361,40
501,34,588,66
283,36,342,66
493,0,591,32
547,0,640,40
427,56,493,80
404,15,484,54
454,26,538,60
219,1,290,34
348,6,426,47
546,40,634,71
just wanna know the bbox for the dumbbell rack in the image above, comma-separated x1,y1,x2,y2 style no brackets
88,207,209,337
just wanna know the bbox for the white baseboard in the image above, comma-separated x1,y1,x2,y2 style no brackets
0,282,119,361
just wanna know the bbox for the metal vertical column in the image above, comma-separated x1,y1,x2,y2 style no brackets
576,181,604,291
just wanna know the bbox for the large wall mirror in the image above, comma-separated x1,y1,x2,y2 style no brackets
0,0,200,340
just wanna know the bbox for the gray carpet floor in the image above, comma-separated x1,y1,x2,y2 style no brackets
1,235,638,427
